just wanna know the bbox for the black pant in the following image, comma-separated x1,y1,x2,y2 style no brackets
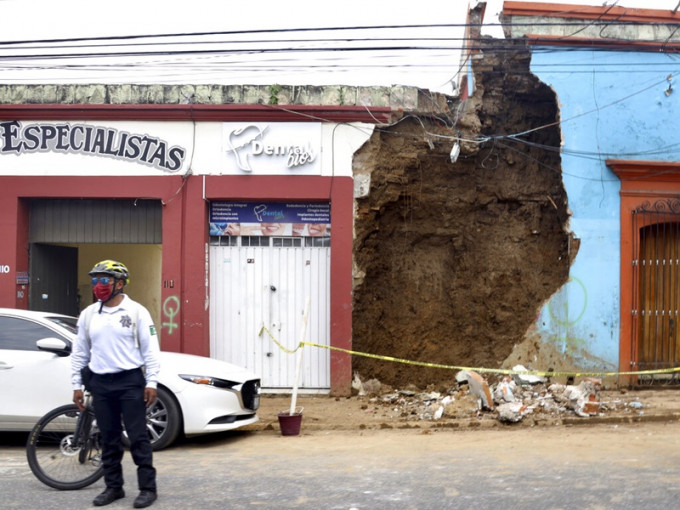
90,368,156,492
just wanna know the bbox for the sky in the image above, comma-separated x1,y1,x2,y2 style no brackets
0,0,676,94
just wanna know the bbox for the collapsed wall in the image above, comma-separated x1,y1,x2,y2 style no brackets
351,40,571,389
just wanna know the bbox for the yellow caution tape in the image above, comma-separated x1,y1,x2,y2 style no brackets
258,326,301,355
258,326,680,378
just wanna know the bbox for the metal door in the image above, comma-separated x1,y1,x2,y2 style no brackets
29,244,79,315
209,236,330,390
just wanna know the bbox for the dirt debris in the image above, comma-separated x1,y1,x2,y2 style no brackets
351,39,572,390
252,386,680,433
349,371,649,426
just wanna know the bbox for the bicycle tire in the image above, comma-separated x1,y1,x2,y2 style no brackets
26,404,104,490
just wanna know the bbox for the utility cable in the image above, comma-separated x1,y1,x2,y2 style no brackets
2,20,679,47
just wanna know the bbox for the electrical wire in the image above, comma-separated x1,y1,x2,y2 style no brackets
363,65,680,174
351,63,679,165
0,42,677,61
0,21,676,47
0,18,677,169
1,18,679,46
0,17,678,66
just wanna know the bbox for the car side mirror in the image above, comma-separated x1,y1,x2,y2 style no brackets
36,337,72,357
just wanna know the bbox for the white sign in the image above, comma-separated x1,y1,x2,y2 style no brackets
0,121,186,172
222,122,321,175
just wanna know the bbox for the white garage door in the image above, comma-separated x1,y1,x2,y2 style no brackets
209,236,330,391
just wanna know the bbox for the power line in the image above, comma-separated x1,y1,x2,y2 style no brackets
0,37,680,58
0,20,677,167
0,18,678,57
2,18,679,47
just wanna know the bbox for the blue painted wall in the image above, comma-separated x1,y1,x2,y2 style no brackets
528,48,680,370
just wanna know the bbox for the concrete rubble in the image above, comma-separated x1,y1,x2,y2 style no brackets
497,402,531,423
455,370,494,410
253,378,680,433
351,369,643,425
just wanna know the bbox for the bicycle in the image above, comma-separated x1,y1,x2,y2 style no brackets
26,391,104,490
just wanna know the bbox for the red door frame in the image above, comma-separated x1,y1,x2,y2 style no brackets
608,160,680,384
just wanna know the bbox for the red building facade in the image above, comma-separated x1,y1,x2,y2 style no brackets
0,102,391,395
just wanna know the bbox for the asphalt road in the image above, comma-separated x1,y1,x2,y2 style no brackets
2,421,680,509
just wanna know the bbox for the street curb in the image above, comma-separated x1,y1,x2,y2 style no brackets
248,411,680,434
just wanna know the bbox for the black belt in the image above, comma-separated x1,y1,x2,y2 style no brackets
92,367,142,380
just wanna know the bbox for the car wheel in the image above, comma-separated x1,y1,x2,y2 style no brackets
123,386,182,451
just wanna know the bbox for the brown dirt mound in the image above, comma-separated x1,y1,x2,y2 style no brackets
351,42,571,389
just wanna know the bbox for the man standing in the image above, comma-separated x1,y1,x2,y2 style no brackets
71,260,161,508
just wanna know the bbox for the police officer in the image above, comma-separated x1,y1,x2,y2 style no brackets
71,260,160,508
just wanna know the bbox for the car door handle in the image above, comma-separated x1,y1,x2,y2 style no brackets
0,361,13,369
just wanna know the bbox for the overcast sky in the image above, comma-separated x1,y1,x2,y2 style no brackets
0,0,676,94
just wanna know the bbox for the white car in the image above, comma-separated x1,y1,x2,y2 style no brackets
0,308,260,449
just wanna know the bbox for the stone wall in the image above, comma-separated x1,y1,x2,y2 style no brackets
0,84,453,115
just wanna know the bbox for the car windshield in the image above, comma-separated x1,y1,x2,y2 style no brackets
46,316,78,334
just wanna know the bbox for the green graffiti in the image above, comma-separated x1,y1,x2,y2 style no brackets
162,296,180,335
547,276,588,326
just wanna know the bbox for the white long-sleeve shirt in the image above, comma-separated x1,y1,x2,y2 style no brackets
71,294,161,390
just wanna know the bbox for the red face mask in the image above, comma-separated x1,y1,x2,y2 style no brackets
93,282,114,302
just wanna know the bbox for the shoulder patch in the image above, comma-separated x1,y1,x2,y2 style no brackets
149,325,157,336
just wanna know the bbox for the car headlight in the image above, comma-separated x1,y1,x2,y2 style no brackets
179,374,240,389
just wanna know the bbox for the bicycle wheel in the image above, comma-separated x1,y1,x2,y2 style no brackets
26,404,104,490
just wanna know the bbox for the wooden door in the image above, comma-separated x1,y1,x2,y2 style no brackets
637,221,680,369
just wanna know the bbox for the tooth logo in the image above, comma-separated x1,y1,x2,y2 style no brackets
253,204,267,221
225,125,267,172
223,122,321,175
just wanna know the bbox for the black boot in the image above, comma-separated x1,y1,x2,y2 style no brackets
93,487,125,506
133,490,157,508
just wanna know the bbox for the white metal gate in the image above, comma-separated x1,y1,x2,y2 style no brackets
209,236,330,391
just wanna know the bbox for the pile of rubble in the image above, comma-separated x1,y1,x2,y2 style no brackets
352,367,645,424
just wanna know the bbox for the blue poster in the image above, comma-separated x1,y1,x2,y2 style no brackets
210,201,330,237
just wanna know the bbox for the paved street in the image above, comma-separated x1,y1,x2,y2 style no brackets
3,420,680,509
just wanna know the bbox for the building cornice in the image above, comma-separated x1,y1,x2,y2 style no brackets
0,103,393,123
504,1,680,23
522,34,680,52
0,83,454,123
607,159,680,182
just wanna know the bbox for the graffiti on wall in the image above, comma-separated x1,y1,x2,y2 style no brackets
548,276,588,327
545,276,591,352
162,295,180,334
